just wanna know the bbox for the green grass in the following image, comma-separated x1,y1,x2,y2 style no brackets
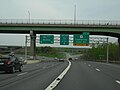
38,52,65,58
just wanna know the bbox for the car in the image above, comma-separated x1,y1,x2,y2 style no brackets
23,60,27,65
54,57,58,62
54,57,58,60
54,57,58,61
19,57,27,65
69,58,72,60
0,55,23,73
59,58,64,62
75,58,78,60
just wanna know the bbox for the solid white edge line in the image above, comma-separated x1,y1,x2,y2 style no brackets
95,68,100,72
17,72,28,76
45,60,71,90
116,80,120,84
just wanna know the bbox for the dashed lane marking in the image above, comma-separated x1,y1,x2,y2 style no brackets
42,67,46,69
17,72,28,76
36,64,39,66
95,68,100,72
116,80,120,85
88,64,91,67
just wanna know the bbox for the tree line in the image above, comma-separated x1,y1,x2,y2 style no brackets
83,43,119,62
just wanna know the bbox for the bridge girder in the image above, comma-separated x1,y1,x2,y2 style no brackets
0,25,120,38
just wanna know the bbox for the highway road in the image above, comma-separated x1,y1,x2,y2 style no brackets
55,61,120,90
0,61,68,90
0,60,120,90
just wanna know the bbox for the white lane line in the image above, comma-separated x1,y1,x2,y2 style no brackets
17,72,28,76
88,64,91,67
45,60,71,90
95,68,100,72
116,80,120,84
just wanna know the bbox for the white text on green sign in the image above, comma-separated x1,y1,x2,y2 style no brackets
60,34,69,45
40,35,54,44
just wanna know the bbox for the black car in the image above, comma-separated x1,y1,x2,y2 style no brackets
0,55,23,73
69,58,72,60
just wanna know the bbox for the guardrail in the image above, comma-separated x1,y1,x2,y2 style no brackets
88,60,120,64
0,19,120,25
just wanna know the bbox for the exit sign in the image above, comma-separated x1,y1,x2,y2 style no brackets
40,35,54,44
60,34,69,45
73,32,89,46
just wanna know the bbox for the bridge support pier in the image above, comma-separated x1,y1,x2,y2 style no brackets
118,38,120,61
30,31,36,60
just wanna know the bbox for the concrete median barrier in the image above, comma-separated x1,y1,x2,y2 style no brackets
26,60,41,64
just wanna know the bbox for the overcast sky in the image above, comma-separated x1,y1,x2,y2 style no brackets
0,0,119,46
0,0,120,20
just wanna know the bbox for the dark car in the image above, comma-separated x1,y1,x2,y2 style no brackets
69,58,72,60
0,55,23,73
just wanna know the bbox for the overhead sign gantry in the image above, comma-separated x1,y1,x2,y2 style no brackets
39,32,90,46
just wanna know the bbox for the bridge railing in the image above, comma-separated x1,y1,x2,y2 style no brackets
0,19,120,25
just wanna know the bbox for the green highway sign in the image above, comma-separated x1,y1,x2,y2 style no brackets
60,34,69,45
73,32,89,46
83,32,89,35
40,35,54,44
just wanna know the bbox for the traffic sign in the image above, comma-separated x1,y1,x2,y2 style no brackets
73,32,89,46
83,32,89,35
40,35,54,44
73,44,89,46
60,34,69,45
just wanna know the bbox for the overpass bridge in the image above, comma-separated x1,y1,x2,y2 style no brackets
0,19,120,36
0,19,120,60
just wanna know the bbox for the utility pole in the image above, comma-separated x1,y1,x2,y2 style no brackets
118,38,120,61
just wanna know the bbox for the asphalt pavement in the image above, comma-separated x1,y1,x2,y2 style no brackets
0,60,120,90
0,61,68,90
54,61,120,90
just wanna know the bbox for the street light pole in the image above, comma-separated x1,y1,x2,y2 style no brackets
106,37,109,63
74,4,76,24
28,11,30,23
25,35,28,60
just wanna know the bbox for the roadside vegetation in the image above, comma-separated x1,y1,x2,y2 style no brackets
36,46,65,58
82,43,119,63
1,43,119,63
